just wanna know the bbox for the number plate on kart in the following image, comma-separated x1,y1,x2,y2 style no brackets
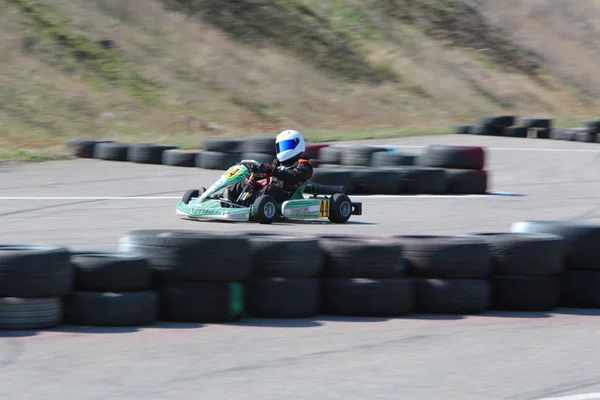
319,200,329,217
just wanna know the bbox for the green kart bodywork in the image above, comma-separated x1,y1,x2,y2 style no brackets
176,161,362,224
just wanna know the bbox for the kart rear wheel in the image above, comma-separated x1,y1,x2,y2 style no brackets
182,189,199,204
252,195,277,224
328,193,352,223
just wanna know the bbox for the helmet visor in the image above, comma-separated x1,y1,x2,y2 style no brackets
276,138,299,153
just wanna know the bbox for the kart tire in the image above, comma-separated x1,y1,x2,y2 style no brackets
69,251,152,292
415,278,490,314
322,278,414,317
0,243,74,298
155,281,244,322
328,193,352,223
490,275,559,311
457,232,566,276
392,235,492,279
417,145,485,170
203,138,245,153
245,278,319,318
510,221,600,270
252,195,277,225
0,297,63,330
340,146,388,167
318,237,407,278
127,143,179,164
66,139,113,158
444,169,488,194
561,269,600,308
248,236,323,278
118,230,251,282
63,291,159,326
162,149,198,167
182,189,199,204
93,142,130,161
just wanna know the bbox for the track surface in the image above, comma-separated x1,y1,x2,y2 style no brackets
1,134,600,400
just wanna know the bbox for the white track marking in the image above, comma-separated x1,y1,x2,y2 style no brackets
0,192,522,201
535,392,600,400
384,145,600,152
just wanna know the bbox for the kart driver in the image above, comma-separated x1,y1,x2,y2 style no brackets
221,129,314,204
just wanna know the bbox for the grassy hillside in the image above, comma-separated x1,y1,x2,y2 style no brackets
1,0,599,159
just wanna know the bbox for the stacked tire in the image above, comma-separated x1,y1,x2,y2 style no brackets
196,138,245,170
118,230,250,323
417,145,488,194
459,233,565,311
0,244,73,330
245,234,322,318
393,235,491,314
64,252,159,326
511,221,600,308
318,236,414,317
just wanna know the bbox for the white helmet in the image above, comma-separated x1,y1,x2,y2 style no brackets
275,129,305,163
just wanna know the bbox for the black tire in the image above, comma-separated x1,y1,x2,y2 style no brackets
118,230,251,282
0,297,62,330
389,166,446,194
510,221,600,270
521,118,552,129
418,145,485,170
66,139,113,158
319,146,344,164
196,151,241,170
561,269,600,308
444,169,488,194
536,128,551,139
310,169,355,193
504,126,528,138
415,278,490,314
318,237,406,278
203,138,245,153
127,143,179,164
350,168,401,194
162,149,198,167
340,146,388,167
182,189,199,204
480,115,515,128
0,244,74,298
252,195,277,224
371,151,417,167
575,130,596,143
93,142,130,161
323,278,414,317
155,281,244,322
241,152,274,164
472,125,497,136
243,136,277,155
393,235,492,279
69,251,151,292
328,193,353,223
453,125,473,134
245,278,320,318
490,275,559,311
458,232,566,276
550,129,577,141
248,235,323,278
63,291,159,326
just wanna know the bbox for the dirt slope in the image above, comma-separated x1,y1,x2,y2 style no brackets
1,0,599,153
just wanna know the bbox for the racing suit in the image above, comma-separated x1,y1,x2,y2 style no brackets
224,158,314,205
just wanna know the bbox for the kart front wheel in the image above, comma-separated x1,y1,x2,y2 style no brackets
252,195,277,224
182,189,199,204
328,193,352,223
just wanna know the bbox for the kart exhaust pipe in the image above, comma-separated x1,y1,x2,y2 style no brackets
305,184,345,195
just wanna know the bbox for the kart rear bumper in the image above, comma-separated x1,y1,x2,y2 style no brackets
351,202,362,215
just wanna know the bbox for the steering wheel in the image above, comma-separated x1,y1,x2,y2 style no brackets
250,171,271,187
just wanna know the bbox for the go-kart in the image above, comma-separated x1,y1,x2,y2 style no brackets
176,160,362,224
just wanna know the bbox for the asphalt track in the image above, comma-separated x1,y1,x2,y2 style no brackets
1,134,599,400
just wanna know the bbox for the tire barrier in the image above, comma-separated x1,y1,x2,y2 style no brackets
3,220,600,330
455,114,600,143
66,139,490,195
